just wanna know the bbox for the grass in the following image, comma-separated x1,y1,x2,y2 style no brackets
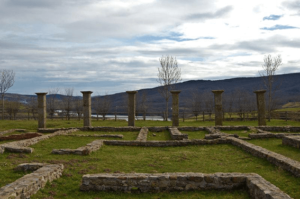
181,131,207,139
69,131,139,140
0,119,300,132
147,131,171,141
0,135,300,198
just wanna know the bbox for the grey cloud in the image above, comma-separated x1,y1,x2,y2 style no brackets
186,6,233,21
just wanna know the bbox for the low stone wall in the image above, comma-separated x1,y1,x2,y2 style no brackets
104,138,229,147
80,172,291,198
228,137,300,177
148,127,168,132
0,133,42,141
282,136,300,149
178,127,205,131
52,140,103,155
136,127,148,142
258,126,300,132
0,163,64,199
168,128,188,140
38,127,77,133
79,126,141,132
0,129,15,136
64,134,124,138
204,127,219,134
215,126,250,131
0,128,79,154
249,132,300,139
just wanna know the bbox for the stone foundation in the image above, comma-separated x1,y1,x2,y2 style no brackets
0,128,79,154
80,172,291,198
80,126,141,132
52,140,103,155
64,134,124,138
249,132,300,139
0,133,42,141
168,127,188,140
258,126,300,132
215,126,250,131
104,139,229,147
178,127,205,131
0,163,64,199
282,136,300,149
136,127,148,142
228,137,300,177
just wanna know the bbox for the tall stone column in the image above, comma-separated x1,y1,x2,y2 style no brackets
212,90,224,126
254,90,266,126
126,91,137,126
36,92,47,129
81,91,93,127
171,91,181,127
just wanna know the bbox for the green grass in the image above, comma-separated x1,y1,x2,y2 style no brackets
147,131,171,141
69,131,139,140
0,119,299,132
181,131,207,139
221,130,250,138
0,135,300,198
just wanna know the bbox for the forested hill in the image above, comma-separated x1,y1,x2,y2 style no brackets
4,72,300,111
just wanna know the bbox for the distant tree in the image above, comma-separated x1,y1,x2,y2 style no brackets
203,91,214,120
94,94,111,121
157,55,181,121
186,90,202,121
260,54,282,121
136,91,151,121
223,92,235,120
5,99,21,120
73,97,83,121
26,96,37,120
47,88,60,119
0,69,15,120
61,88,74,120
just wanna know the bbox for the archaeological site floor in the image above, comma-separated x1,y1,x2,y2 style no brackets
0,123,300,198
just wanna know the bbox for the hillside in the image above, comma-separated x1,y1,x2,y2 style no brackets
4,72,300,113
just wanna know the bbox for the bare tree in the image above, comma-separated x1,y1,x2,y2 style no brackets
260,54,282,121
94,94,111,121
223,92,235,120
47,88,60,119
61,88,74,120
5,100,20,120
0,69,15,120
136,91,151,121
26,96,37,120
203,91,214,121
186,91,202,121
73,97,83,121
157,55,181,121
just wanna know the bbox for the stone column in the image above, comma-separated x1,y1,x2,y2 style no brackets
36,92,47,129
254,90,266,126
171,91,181,127
212,90,224,126
81,91,93,127
126,91,137,126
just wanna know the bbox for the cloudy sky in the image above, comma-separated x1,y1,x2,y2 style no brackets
0,0,300,95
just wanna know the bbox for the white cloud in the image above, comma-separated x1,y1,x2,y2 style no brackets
0,0,299,95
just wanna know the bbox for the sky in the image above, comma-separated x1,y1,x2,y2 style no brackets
0,0,300,96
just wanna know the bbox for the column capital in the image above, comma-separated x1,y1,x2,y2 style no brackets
35,92,48,95
126,91,138,94
254,90,266,94
81,91,93,94
212,90,224,94
170,90,181,94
